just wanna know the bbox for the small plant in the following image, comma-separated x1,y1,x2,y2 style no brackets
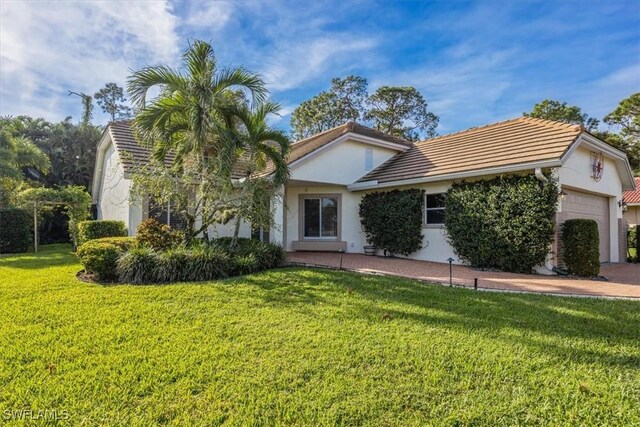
232,254,259,275
628,225,638,263
117,246,159,284
76,237,136,280
561,219,600,277
77,220,127,246
0,208,32,253
136,218,182,251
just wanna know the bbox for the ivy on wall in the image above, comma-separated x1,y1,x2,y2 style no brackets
444,174,558,273
359,189,424,256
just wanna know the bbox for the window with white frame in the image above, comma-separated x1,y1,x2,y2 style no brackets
365,147,373,171
425,193,446,225
303,197,338,238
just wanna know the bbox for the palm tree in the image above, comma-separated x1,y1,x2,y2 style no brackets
127,40,268,172
216,101,291,246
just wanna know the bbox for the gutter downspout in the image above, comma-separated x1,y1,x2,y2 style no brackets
534,167,556,275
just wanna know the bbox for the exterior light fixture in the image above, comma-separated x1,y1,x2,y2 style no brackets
559,189,568,200
618,200,628,212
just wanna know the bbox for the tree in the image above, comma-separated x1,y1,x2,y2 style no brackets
0,126,50,205
127,40,272,241
365,86,439,141
290,76,439,141
524,99,599,131
68,91,94,126
216,101,291,246
94,83,133,121
603,93,640,173
291,75,368,140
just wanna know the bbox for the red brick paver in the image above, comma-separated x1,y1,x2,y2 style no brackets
287,252,640,299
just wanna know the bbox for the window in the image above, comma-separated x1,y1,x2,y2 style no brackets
303,197,338,238
425,193,446,225
365,147,373,171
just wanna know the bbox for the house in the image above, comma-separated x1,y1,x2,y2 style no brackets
92,117,636,269
623,177,640,226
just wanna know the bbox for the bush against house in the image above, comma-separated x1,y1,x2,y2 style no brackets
444,174,558,273
561,219,600,276
359,189,424,256
0,208,32,253
77,220,127,245
76,237,137,281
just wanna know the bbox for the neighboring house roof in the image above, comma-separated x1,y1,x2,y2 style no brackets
623,177,640,205
107,120,175,175
256,121,412,177
357,117,587,184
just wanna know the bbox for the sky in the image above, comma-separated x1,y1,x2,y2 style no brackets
1,0,639,135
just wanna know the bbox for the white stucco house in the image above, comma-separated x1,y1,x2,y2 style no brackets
92,117,636,270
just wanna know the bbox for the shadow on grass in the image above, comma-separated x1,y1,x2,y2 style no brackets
0,244,75,270
236,268,640,369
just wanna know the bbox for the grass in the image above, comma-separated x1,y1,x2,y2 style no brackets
1,244,639,426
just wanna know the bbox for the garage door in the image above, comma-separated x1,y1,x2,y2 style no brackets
562,190,610,262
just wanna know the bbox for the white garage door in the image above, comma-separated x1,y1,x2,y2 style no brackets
562,190,610,262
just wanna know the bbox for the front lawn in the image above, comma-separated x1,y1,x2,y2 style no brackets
1,245,639,425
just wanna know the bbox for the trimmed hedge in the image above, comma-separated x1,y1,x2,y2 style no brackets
0,208,32,253
561,219,600,277
76,237,137,280
445,174,559,273
77,220,127,246
359,189,424,256
116,239,285,284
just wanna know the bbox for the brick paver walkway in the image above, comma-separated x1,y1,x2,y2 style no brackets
287,252,640,299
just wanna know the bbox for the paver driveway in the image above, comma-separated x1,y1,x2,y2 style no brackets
287,252,640,299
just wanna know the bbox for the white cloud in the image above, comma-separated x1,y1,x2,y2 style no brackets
186,1,233,29
262,36,377,91
0,1,180,120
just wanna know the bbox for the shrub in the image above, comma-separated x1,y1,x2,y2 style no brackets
136,218,182,251
76,237,136,280
117,246,159,284
77,220,127,245
213,237,286,269
359,189,424,256
445,174,558,273
628,225,638,262
232,254,259,275
561,219,600,277
0,208,32,253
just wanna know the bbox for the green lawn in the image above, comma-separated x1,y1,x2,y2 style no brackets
1,245,639,426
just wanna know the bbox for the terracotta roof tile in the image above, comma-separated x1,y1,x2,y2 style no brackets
623,177,640,204
358,117,583,183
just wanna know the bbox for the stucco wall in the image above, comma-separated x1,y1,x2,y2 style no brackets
291,139,400,185
558,146,624,262
624,206,640,226
97,142,132,233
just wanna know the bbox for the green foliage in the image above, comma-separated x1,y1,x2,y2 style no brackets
17,185,91,248
94,82,133,121
359,189,424,256
604,93,640,173
561,219,600,277
524,99,599,130
627,225,637,262
3,245,640,425
445,174,558,273
365,86,439,141
77,220,127,245
290,75,439,141
136,218,182,250
116,246,159,284
291,75,368,139
76,237,136,280
0,208,32,253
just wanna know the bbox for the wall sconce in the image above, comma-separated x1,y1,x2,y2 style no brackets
618,200,628,212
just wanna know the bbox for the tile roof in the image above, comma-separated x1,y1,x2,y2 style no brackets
357,117,583,183
107,120,175,174
108,121,248,179
623,177,640,204
256,121,411,177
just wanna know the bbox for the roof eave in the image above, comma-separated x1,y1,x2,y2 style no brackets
348,160,562,191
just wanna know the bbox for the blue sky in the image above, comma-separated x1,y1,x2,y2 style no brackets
1,0,638,135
